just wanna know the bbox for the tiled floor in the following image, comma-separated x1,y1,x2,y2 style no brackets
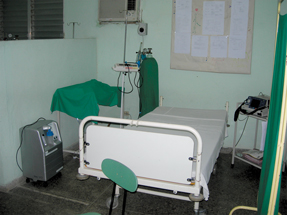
0,150,286,215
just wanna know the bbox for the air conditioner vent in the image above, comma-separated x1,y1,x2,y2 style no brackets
127,0,136,11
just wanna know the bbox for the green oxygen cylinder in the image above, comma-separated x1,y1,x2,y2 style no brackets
139,55,159,117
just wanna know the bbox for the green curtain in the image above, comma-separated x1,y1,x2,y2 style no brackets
257,14,287,215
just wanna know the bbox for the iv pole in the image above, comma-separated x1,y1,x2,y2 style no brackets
120,11,129,126
123,11,128,64
112,11,130,200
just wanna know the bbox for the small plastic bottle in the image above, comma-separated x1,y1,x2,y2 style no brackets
46,129,54,145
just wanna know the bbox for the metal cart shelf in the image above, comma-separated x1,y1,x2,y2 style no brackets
231,102,287,171
231,102,267,169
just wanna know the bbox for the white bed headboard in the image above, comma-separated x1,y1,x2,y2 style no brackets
84,125,195,184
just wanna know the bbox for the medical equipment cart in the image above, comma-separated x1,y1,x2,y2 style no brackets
231,102,287,170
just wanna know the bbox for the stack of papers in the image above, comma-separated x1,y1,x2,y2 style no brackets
242,150,263,160
242,150,263,166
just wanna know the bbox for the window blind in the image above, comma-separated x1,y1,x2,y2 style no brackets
2,0,28,40
31,0,63,39
0,1,4,40
0,0,63,40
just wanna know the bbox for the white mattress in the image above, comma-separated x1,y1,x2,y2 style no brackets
126,107,228,200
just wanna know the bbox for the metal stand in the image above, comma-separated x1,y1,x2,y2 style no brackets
120,72,126,128
67,22,80,39
231,102,287,171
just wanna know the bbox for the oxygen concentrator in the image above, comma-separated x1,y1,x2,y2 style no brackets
20,120,63,183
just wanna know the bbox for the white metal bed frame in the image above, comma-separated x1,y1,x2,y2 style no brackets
78,116,204,212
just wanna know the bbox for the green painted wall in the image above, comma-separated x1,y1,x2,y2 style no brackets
0,0,281,187
93,0,278,151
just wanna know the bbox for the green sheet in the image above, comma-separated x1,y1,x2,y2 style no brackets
50,79,121,120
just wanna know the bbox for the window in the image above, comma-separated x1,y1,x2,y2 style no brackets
0,0,63,41
0,1,5,39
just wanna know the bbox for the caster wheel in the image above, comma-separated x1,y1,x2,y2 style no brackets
76,173,89,181
106,196,119,209
231,164,234,168
189,193,204,202
26,178,30,183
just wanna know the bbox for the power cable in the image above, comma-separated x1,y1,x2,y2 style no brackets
16,117,46,172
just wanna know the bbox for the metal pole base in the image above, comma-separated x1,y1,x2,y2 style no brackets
76,173,89,181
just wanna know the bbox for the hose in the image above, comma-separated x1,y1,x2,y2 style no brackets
229,206,282,215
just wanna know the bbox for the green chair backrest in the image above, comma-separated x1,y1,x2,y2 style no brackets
101,159,138,192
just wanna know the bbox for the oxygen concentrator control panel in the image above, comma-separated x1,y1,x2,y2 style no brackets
112,63,139,72
41,122,61,146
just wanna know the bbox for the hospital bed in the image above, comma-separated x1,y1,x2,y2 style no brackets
78,106,228,213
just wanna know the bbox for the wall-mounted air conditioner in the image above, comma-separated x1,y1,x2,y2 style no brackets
99,0,140,23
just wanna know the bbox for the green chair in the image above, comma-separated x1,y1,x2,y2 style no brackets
102,158,138,215
82,159,138,215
